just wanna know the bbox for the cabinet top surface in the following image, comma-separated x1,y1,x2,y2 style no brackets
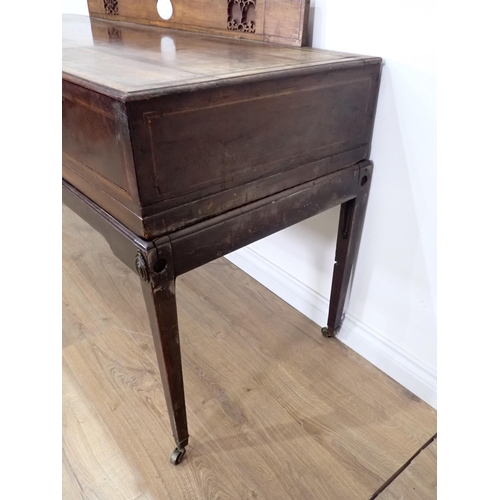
63,14,380,99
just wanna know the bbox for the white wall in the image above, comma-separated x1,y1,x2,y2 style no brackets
62,0,88,15
229,0,437,407
62,0,437,407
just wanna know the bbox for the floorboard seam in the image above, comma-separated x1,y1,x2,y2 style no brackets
369,434,437,499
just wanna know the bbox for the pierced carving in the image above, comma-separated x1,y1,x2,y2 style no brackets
227,0,256,33
103,0,119,15
107,27,122,41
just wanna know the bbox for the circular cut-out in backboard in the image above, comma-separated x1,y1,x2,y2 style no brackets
157,0,173,20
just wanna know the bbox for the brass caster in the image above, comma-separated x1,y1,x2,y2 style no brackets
170,447,186,465
321,326,340,338
321,326,334,338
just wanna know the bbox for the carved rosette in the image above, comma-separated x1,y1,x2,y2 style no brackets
135,251,150,282
103,0,119,15
227,0,256,33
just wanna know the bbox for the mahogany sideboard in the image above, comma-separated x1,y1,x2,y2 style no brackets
62,11,381,465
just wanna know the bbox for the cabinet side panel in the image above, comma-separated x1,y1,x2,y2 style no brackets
62,80,143,235
130,64,380,207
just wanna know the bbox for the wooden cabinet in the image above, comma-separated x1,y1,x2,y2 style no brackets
62,10,382,465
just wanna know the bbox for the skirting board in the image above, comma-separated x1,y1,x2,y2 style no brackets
226,247,437,409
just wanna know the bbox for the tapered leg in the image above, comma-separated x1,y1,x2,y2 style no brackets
322,162,373,337
141,277,189,464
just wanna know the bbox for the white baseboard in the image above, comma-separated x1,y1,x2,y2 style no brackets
226,247,437,409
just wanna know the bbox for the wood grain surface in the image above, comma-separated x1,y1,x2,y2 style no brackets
62,205,437,499
62,15,380,98
87,0,310,47
376,440,437,500
62,14,382,242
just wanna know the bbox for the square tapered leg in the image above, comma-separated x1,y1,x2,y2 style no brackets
141,273,189,465
323,162,373,337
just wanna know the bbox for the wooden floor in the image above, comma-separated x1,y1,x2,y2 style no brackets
377,439,437,500
62,205,437,500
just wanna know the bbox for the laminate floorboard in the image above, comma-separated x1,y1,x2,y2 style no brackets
376,440,437,500
62,205,437,499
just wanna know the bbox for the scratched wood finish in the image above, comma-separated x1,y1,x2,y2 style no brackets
87,0,310,46
127,67,380,222
325,162,373,336
168,164,362,275
63,160,364,453
141,278,190,450
62,15,373,97
62,205,437,499
61,84,144,235
62,15,382,239
377,440,437,500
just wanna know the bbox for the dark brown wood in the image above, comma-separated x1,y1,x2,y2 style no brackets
168,164,360,276
63,15,382,239
323,161,373,337
62,81,138,203
127,64,380,238
87,0,310,47
141,276,189,451
64,179,189,455
62,79,143,236
62,11,382,464
62,180,152,273
142,148,367,236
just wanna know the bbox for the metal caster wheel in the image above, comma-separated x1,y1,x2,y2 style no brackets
321,326,339,338
170,447,186,465
321,326,334,338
